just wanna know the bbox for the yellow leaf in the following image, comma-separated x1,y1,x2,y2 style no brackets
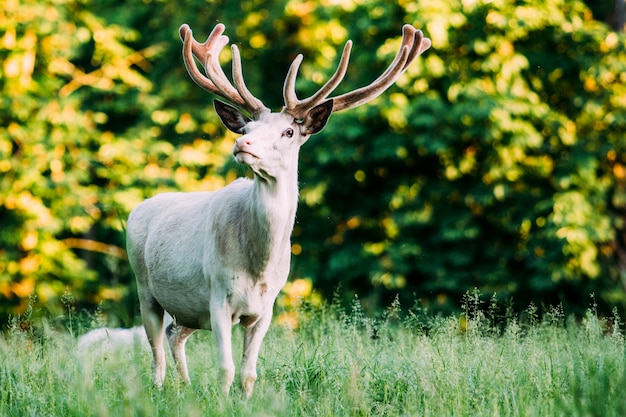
21,230,38,251
13,277,35,297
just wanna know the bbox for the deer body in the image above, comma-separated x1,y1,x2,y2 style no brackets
127,22,430,397
129,181,289,328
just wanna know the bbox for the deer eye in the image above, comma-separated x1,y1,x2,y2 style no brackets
283,128,294,138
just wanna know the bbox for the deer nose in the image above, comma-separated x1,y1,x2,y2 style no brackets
235,136,252,149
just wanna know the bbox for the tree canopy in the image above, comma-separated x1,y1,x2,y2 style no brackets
1,0,625,324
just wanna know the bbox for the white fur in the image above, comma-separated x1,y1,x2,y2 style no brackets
76,314,173,354
76,326,149,353
126,111,313,396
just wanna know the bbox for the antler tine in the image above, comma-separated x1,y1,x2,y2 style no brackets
331,47,410,111
283,41,353,119
180,24,268,118
283,54,304,112
331,25,430,112
180,24,225,97
231,45,267,116
376,25,418,81
196,26,244,104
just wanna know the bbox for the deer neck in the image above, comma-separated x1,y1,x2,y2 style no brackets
250,163,299,239
221,172,297,281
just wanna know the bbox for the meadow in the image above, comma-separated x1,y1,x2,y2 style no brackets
1,295,624,417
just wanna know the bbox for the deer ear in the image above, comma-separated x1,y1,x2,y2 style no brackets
302,100,334,136
214,100,251,133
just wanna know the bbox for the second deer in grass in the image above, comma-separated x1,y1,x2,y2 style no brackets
126,22,430,397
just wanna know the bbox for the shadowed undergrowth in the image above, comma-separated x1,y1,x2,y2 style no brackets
1,293,624,417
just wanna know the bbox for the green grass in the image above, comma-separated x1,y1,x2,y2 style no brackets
1,297,624,417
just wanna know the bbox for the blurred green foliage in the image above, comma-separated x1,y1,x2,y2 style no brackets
1,0,625,323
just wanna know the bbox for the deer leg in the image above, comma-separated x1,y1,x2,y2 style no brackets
210,306,235,395
166,323,196,384
240,311,272,398
139,297,166,388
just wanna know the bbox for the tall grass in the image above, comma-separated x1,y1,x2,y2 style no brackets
1,294,624,417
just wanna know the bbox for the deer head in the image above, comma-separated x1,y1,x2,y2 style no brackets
178,23,431,180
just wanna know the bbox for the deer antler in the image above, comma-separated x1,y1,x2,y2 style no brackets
283,24,431,120
282,41,353,120
179,24,269,119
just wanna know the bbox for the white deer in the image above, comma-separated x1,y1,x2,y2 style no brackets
126,22,430,397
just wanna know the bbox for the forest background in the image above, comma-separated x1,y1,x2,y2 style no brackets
1,0,626,326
